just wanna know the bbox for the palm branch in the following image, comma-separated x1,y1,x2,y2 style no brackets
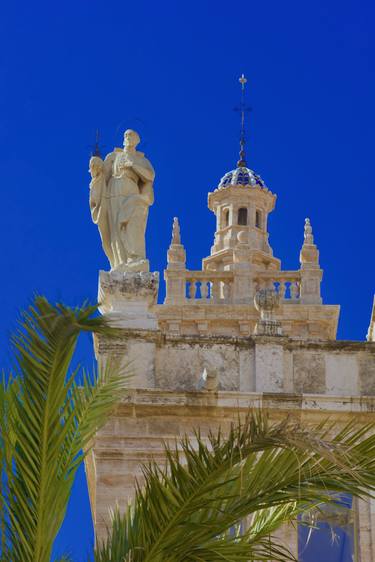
0,296,129,562
95,413,375,562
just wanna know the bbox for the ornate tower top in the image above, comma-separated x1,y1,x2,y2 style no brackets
216,75,268,191
205,76,277,270
161,81,337,339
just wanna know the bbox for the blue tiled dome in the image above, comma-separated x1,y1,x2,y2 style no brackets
219,166,266,189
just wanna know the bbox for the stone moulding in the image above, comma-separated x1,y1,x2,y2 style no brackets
99,388,375,416
94,328,375,353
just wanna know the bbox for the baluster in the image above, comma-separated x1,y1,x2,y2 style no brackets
196,281,201,299
279,281,286,300
296,281,301,299
223,281,231,301
201,281,209,299
290,281,298,299
211,280,221,302
189,280,196,300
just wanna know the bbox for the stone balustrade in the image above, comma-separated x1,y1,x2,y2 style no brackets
185,271,234,303
254,271,301,302
164,269,234,304
165,269,307,305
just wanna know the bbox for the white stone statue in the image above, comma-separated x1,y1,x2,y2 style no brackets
89,129,155,272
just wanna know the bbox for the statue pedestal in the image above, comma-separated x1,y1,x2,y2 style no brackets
98,270,159,330
111,259,150,273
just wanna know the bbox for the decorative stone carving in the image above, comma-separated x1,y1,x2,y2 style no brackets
254,288,283,336
171,217,181,244
98,270,159,329
299,218,323,305
300,218,319,268
89,129,155,273
164,217,187,305
167,217,186,269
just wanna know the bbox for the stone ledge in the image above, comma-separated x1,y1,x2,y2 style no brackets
95,329,375,352
110,388,375,415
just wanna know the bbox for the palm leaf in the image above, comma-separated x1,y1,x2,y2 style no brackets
1,296,129,562
95,413,375,562
0,374,11,561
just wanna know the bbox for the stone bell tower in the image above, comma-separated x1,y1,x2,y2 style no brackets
87,77,375,561
202,161,280,306
205,166,278,268
205,76,278,274
162,74,328,329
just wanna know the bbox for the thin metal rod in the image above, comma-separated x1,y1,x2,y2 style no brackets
237,74,248,167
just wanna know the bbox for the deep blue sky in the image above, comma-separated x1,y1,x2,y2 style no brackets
0,0,374,559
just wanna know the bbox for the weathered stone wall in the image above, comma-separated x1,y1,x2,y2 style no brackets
87,388,375,554
95,331,375,396
91,319,375,558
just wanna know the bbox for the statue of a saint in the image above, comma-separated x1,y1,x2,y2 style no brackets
89,129,155,272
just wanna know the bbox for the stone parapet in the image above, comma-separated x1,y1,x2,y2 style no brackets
94,326,375,395
163,263,330,337
157,302,340,340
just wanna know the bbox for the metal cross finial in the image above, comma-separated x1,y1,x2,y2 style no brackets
91,129,102,158
239,73,247,87
235,74,250,168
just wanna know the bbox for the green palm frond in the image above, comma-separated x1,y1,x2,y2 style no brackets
95,413,375,562
1,296,129,562
0,375,10,560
